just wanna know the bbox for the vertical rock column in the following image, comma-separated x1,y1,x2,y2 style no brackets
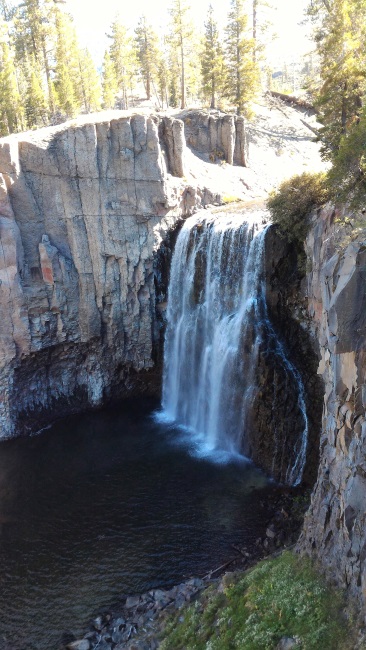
298,206,366,618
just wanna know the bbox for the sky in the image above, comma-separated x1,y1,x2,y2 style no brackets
65,0,313,68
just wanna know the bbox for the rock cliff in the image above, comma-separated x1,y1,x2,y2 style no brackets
0,112,221,438
243,225,323,486
297,206,366,617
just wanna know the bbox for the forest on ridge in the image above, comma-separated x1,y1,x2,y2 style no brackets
0,0,365,203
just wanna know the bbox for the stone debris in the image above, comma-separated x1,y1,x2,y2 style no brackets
64,489,306,650
65,578,206,650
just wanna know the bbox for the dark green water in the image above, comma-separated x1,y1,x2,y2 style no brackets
0,398,273,649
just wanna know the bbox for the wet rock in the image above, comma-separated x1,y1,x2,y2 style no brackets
66,640,90,650
92,616,103,631
222,572,236,589
266,526,276,539
113,617,126,630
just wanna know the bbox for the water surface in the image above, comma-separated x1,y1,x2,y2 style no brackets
0,398,273,649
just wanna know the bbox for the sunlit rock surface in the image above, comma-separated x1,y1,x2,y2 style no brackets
0,112,221,438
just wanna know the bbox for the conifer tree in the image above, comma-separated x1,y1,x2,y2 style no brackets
0,0,15,21
201,5,226,109
102,50,117,109
306,0,366,161
14,0,56,113
252,0,275,63
53,6,81,117
167,42,180,107
224,0,260,116
307,0,366,204
24,56,49,127
134,16,159,101
168,0,194,109
157,56,169,109
108,17,137,109
77,48,101,113
0,18,24,134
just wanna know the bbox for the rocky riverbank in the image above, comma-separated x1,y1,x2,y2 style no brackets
62,488,310,650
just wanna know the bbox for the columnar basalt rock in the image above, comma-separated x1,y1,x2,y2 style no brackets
246,225,323,486
0,112,221,438
179,110,248,166
298,205,366,617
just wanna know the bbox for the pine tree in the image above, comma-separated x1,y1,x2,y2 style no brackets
108,17,137,109
252,0,275,63
168,0,194,109
53,6,80,117
307,0,366,204
102,50,117,109
24,56,49,127
77,48,101,113
0,17,24,134
224,0,260,116
167,42,180,107
157,56,169,109
0,1,15,21
201,5,226,109
134,16,159,101
14,0,56,114
307,0,366,161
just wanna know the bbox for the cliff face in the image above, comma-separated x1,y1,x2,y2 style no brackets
298,206,366,615
248,226,323,486
0,112,220,438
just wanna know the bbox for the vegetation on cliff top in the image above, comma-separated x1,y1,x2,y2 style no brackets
160,551,355,650
267,172,330,244
0,0,265,134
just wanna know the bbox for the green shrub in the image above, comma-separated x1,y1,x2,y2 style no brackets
326,106,366,209
160,551,355,650
266,172,330,244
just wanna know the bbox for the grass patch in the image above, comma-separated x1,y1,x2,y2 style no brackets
160,552,355,650
222,195,242,204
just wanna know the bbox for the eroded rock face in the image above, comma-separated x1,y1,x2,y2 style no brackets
0,112,220,438
298,205,366,616
179,110,248,166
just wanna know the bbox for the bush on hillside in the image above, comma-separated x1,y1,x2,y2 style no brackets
267,172,330,244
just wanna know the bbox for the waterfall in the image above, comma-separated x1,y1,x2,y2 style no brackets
161,210,308,486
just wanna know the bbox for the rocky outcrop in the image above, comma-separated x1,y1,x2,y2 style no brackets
297,205,366,617
0,112,221,439
178,110,248,166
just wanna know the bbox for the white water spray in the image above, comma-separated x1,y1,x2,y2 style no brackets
162,210,308,485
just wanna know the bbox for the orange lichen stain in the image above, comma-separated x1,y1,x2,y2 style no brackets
42,264,54,285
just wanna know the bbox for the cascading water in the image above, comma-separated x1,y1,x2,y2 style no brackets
161,209,308,486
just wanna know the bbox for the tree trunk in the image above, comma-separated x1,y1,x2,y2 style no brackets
42,38,55,113
341,81,347,134
211,77,215,109
180,33,185,109
253,0,257,62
